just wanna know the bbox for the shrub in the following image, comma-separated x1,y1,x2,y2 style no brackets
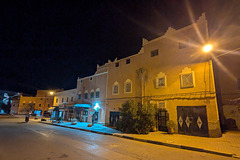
118,100,157,134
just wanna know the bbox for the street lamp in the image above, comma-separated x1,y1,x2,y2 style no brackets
42,91,55,117
203,44,213,53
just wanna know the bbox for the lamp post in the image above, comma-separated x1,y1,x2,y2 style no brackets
42,91,54,117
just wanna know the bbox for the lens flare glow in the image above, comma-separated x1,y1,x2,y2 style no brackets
203,44,213,53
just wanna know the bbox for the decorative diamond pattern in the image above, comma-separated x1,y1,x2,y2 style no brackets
185,116,191,128
178,116,183,127
197,116,203,129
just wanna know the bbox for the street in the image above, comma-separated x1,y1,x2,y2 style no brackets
0,118,235,160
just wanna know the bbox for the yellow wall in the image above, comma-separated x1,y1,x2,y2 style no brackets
106,14,221,137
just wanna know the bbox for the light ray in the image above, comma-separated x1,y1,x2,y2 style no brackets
185,0,205,44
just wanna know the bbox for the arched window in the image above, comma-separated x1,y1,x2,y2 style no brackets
90,89,94,99
84,90,88,99
112,81,119,95
78,91,81,99
96,88,100,98
124,79,132,93
156,72,167,88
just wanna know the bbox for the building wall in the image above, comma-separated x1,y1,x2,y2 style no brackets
106,14,221,137
76,64,108,123
18,90,59,114
53,89,77,106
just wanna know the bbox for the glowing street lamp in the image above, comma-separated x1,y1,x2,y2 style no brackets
203,44,213,53
49,91,54,95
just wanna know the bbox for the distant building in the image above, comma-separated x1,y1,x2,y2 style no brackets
18,89,62,115
52,89,77,121
75,63,108,124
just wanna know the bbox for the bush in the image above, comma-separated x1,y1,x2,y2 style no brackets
118,100,157,134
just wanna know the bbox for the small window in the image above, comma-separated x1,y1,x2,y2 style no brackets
90,92,94,99
96,91,100,98
40,98,43,100
39,104,41,107
115,62,119,67
62,98,64,102
180,72,194,88
78,94,81,99
96,88,100,98
124,79,132,93
81,80,83,83
56,98,58,103
151,49,159,57
48,104,50,107
126,59,130,64
71,97,73,102
157,77,166,87
156,72,167,88
66,97,69,102
113,85,118,94
112,82,119,95
83,111,88,115
179,43,187,49
84,93,88,99
90,77,92,80
158,102,166,109
46,98,49,101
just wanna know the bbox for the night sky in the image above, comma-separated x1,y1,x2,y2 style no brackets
0,0,239,94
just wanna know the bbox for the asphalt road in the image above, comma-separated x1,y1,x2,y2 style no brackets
0,118,235,160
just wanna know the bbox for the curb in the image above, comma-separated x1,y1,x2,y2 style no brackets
40,122,238,159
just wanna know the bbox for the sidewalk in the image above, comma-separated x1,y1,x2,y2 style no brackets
40,120,240,158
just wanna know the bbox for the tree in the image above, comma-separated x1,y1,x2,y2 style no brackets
118,100,157,134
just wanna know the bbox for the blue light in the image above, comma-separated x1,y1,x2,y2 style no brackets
94,103,100,111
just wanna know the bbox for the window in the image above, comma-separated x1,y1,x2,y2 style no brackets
126,59,130,64
66,97,69,102
71,97,73,102
78,91,81,99
96,88,100,98
47,98,49,101
115,62,119,67
40,98,43,100
90,77,92,80
112,81,119,95
156,72,166,88
180,67,195,89
90,89,94,99
158,102,166,109
62,98,64,102
124,79,132,93
179,43,187,49
151,49,158,57
83,111,88,115
56,98,58,103
39,104,41,107
48,104,50,107
81,80,83,83
84,91,88,99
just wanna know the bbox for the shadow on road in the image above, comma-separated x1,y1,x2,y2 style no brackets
17,122,27,124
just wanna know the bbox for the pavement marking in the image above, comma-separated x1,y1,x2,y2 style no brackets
26,128,49,137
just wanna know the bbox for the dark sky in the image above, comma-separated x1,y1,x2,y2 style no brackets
0,0,239,94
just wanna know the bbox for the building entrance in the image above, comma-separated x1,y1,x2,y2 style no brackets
156,109,169,131
177,106,209,137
